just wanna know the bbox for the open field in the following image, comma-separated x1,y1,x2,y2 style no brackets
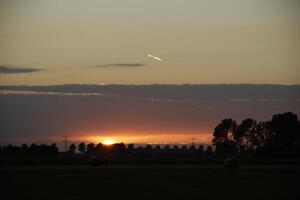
2,165,300,200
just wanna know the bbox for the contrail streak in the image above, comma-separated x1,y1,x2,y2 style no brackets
147,54,162,61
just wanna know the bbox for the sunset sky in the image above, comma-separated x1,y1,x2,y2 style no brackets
0,1,299,147
0,0,299,85
1,85,299,147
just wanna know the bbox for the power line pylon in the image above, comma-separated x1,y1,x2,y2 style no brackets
63,136,69,152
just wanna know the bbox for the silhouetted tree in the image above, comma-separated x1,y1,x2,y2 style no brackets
127,143,134,154
0,143,55,157
143,144,151,150
128,143,134,150
181,145,187,151
50,143,58,155
78,142,86,153
113,143,126,153
212,118,237,144
252,121,273,148
69,144,76,153
212,112,300,156
28,143,37,155
189,145,196,150
86,143,95,155
198,145,204,155
21,144,28,154
163,145,170,150
271,112,300,151
212,118,237,155
21,144,28,150
235,118,257,151
2,144,13,155
95,143,103,150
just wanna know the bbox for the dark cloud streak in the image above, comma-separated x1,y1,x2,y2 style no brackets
0,65,42,74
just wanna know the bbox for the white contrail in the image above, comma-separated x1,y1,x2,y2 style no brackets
147,54,162,61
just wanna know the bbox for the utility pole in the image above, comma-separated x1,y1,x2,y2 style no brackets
63,136,69,152
190,138,195,146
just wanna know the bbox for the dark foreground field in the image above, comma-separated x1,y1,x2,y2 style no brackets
2,165,300,200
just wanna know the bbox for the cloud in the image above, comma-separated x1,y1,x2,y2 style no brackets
0,90,102,96
91,63,146,68
0,65,43,74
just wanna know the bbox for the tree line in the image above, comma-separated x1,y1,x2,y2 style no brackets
1,112,299,158
0,142,213,157
0,143,58,156
72,142,213,156
212,112,300,156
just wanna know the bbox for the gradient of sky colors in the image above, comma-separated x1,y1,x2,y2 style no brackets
0,1,299,147
0,0,299,85
1,84,299,146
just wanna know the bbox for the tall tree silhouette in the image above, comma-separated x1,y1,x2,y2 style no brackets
252,121,273,148
212,119,238,156
78,142,86,153
86,143,95,155
212,119,237,144
235,118,257,151
198,145,204,155
69,144,76,153
128,144,134,150
271,112,300,151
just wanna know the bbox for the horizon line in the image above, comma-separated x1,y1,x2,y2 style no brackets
1,83,300,87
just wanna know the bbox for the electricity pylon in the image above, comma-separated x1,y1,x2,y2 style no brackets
63,136,69,152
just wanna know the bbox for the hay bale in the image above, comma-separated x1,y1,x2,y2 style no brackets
224,157,240,170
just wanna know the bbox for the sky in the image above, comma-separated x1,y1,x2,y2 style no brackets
0,0,300,85
0,1,299,147
0,85,299,147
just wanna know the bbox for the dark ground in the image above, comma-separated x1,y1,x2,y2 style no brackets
2,165,300,200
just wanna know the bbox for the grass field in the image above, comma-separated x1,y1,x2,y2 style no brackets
2,165,300,200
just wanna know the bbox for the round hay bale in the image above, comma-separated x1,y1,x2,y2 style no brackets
224,157,240,170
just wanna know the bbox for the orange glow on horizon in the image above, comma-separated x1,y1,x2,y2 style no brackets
80,132,212,145
102,139,115,145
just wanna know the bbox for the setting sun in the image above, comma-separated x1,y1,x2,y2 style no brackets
102,139,115,145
